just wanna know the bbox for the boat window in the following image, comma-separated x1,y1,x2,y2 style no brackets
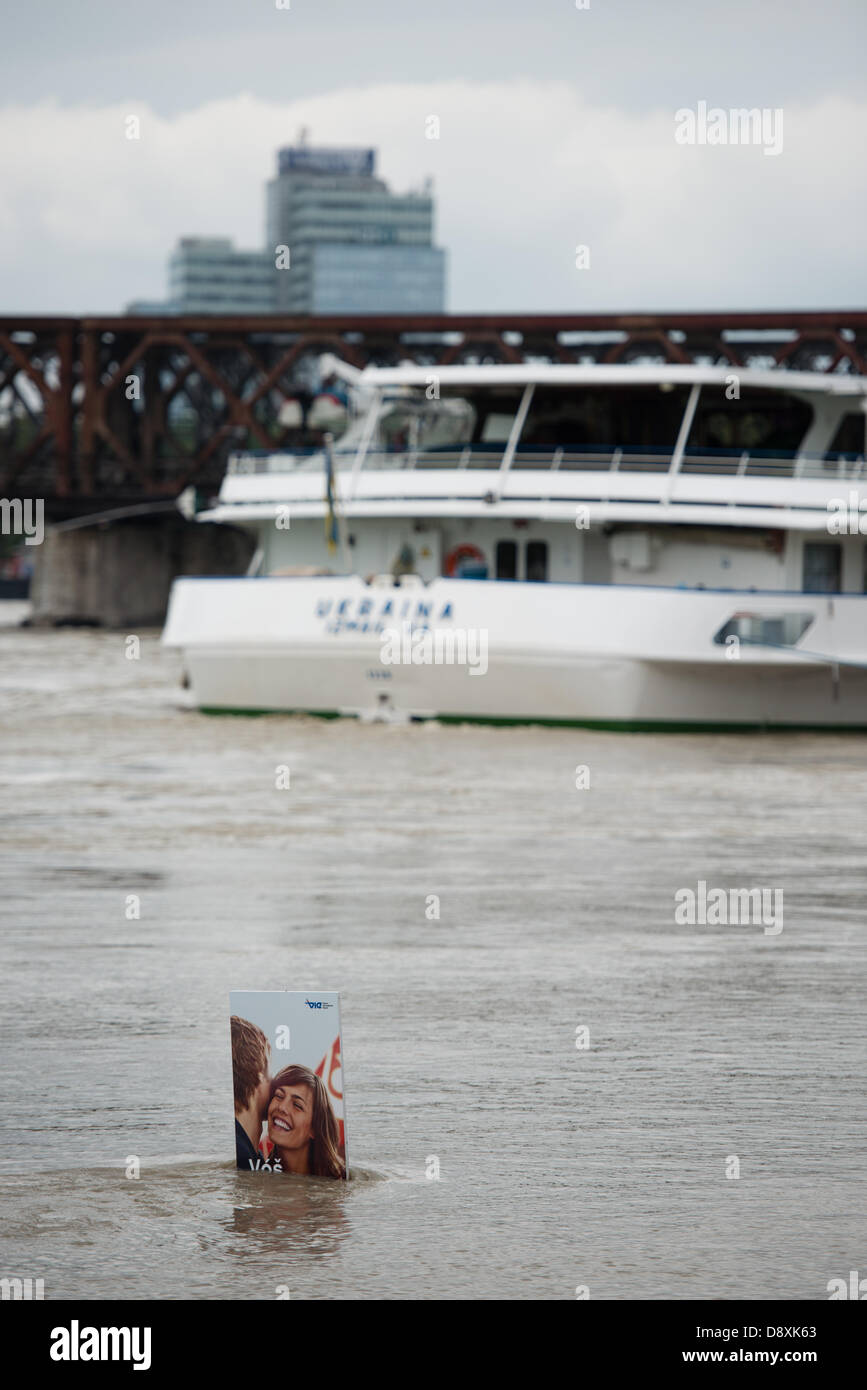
496,540,518,580
526,540,549,582
690,389,812,454
463,389,526,453
802,542,841,593
481,412,516,444
827,412,865,459
377,395,475,451
517,384,692,453
713,613,814,647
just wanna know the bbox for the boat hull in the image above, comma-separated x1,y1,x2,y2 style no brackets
162,576,867,729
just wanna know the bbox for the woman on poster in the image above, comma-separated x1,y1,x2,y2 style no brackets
265,1064,346,1180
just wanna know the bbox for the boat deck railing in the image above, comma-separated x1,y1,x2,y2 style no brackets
228,444,866,482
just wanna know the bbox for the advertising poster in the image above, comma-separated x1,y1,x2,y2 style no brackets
229,991,347,1180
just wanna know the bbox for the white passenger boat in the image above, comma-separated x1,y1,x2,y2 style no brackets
162,360,867,728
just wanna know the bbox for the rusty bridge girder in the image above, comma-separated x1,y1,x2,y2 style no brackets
1,311,865,515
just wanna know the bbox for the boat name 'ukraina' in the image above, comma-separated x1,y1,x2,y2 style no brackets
316,595,454,635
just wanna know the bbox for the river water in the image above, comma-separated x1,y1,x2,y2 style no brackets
0,615,863,1300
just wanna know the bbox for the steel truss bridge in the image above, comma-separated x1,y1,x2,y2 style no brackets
1,311,865,516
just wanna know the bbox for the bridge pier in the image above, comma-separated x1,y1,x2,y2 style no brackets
29,516,254,628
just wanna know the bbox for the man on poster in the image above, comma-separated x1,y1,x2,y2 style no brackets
231,1016,272,1169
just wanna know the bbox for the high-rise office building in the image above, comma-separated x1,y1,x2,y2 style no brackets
266,144,446,313
127,144,447,315
168,238,275,314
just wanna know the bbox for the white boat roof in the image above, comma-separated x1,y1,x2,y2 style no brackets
359,362,867,396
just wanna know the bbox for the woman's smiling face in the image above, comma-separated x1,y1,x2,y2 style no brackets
267,1082,314,1152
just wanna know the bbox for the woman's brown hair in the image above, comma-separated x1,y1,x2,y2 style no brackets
268,1064,346,1179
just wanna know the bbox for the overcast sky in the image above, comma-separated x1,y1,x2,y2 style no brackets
0,0,864,314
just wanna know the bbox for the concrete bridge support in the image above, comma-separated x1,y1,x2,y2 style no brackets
29,517,254,628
